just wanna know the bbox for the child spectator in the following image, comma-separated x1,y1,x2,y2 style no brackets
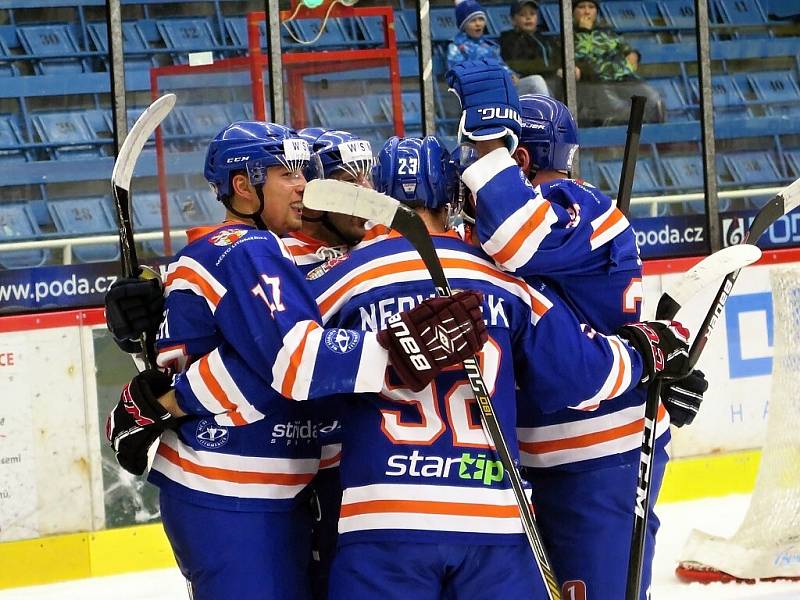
500,0,576,98
446,0,511,74
572,0,665,124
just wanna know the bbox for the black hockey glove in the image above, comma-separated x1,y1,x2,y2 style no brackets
617,320,691,384
105,276,164,354
660,369,707,427
105,369,176,476
377,291,488,392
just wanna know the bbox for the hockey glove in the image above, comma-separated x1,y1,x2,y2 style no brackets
105,276,164,354
660,369,707,427
445,59,522,152
617,320,691,384
105,368,176,476
377,291,488,392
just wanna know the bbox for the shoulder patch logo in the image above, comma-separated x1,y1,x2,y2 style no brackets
306,253,350,280
209,228,249,247
195,419,229,449
323,328,360,354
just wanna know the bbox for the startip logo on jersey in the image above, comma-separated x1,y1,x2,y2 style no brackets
385,450,504,486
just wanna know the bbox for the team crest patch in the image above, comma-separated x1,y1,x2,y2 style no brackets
306,253,350,280
324,328,360,354
209,228,248,246
195,419,229,449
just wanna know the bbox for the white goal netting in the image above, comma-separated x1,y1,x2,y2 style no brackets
678,265,800,582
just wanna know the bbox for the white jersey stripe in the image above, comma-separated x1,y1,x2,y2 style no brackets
461,147,517,194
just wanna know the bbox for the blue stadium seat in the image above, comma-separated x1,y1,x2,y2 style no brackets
287,18,347,48
195,187,225,222
175,104,234,137
391,11,416,44
597,158,662,196
31,112,101,159
724,151,781,185
87,21,152,70
747,70,800,114
649,78,692,120
690,75,748,115
430,8,458,42
357,15,386,44
17,25,85,75
539,4,561,33
485,6,513,36
0,204,49,269
132,191,173,256
364,94,392,126
0,116,29,162
311,97,371,129
602,2,655,31
171,191,211,228
660,0,697,30
401,9,419,40
47,197,119,263
82,109,113,149
713,0,767,26
398,47,419,77
786,149,800,178
157,19,220,62
0,36,17,77
400,91,422,131
662,155,731,212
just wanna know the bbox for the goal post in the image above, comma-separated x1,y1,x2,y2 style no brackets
676,265,800,583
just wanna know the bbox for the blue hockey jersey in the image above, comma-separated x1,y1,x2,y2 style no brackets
148,222,389,511
306,231,643,545
462,148,669,472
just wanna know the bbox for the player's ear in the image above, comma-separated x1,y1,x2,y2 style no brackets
513,146,531,173
230,172,259,211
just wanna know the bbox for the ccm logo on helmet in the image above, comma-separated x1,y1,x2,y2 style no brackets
226,156,250,164
387,313,431,372
478,107,520,122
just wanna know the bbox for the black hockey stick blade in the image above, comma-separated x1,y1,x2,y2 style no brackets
688,175,800,366
112,93,176,279
304,178,563,599
616,95,647,218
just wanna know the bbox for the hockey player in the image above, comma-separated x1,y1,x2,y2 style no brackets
104,122,489,600
445,59,707,598
305,135,693,599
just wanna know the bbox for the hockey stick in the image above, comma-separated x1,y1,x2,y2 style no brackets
304,178,563,600
686,176,800,368
616,95,647,217
111,93,176,367
624,244,762,600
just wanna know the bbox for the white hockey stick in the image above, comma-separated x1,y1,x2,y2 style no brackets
305,178,563,600
111,93,176,367
625,243,763,600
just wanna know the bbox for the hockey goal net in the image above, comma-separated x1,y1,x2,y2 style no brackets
676,265,800,583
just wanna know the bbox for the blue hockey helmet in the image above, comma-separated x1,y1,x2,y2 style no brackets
374,136,457,209
518,94,579,173
298,128,375,185
204,121,310,201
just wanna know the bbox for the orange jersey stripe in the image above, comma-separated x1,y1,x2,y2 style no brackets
340,499,522,519
590,208,625,241
166,265,222,307
197,355,247,426
157,444,315,486
492,200,551,266
607,339,628,400
362,223,391,241
520,403,667,454
319,256,547,317
281,321,320,397
320,451,342,469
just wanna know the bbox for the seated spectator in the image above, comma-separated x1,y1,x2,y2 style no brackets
447,0,512,76
500,0,581,98
572,0,665,125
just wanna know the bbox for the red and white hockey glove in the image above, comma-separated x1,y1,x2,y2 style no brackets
377,290,488,392
106,369,177,476
617,320,691,384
